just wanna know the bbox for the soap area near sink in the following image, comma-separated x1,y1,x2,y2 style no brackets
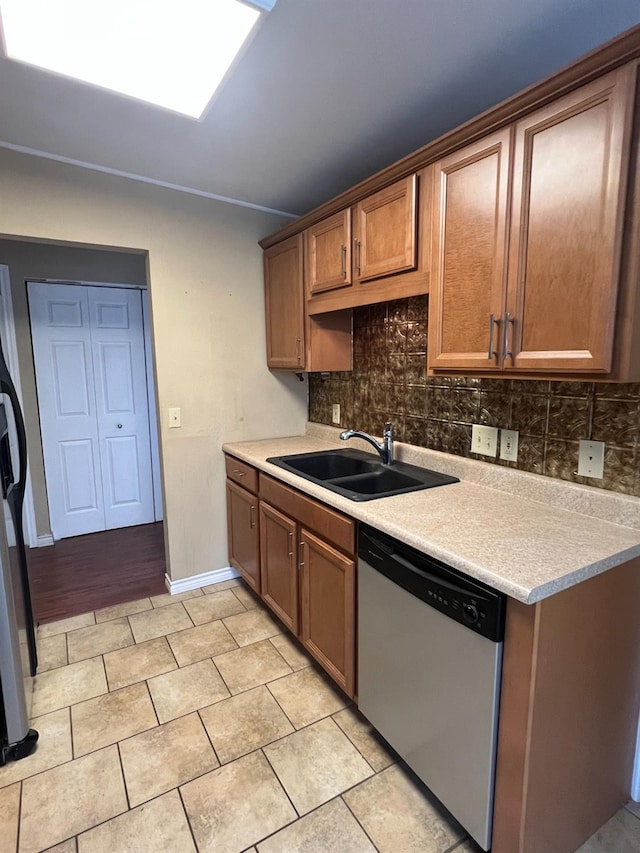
266,447,459,500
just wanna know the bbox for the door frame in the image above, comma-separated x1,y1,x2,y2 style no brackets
22,277,163,543
0,265,40,547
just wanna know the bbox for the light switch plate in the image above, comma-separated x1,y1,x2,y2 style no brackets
332,403,341,425
168,407,181,429
500,429,519,462
577,439,604,478
471,424,498,457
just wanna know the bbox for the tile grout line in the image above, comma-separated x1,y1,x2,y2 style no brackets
340,793,382,852
177,785,201,852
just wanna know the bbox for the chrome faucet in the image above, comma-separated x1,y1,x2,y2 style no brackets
340,422,394,465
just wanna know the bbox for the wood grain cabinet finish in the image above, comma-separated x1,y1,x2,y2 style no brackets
226,479,260,594
264,233,305,369
259,501,299,633
305,209,352,295
354,175,417,282
429,64,638,377
299,529,355,696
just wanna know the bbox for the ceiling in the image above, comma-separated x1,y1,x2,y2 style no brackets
0,0,639,219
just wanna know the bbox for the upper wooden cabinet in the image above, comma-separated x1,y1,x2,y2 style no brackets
264,234,305,369
428,64,638,377
354,175,417,282
306,209,351,295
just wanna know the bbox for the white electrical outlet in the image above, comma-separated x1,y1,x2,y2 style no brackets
471,424,499,457
577,439,605,479
500,429,519,462
332,403,341,425
168,407,181,429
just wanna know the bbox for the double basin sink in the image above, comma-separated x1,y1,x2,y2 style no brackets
266,448,459,501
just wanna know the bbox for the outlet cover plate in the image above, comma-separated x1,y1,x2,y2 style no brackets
500,429,519,462
332,403,341,424
578,440,605,479
471,424,498,458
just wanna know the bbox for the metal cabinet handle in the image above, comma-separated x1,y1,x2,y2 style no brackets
232,469,246,478
299,541,305,572
250,505,256,529
340,245,347,279
288,531,294,558
487,314,496,360
503,312,514,360
295,337,302,364
354,239,361,275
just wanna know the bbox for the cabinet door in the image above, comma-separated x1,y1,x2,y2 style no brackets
259,502,299,632
506,65,636,373
354,175,417,281
306,210,351,295
264,234,305,369
226,479,260,594
300,529,355,697
428,129,511,372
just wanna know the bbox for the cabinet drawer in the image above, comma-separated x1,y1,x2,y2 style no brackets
259,474,355,555
225,455,259,493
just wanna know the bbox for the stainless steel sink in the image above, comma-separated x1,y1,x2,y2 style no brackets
266,449,459,500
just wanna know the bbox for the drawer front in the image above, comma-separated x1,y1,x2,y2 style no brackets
225,455,259,493
259,473,355,555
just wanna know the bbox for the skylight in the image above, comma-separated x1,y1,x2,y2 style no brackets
0,0,277,119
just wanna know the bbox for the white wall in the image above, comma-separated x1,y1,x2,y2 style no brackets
0,149,307,580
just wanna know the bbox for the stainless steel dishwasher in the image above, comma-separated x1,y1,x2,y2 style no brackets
358,525,505,851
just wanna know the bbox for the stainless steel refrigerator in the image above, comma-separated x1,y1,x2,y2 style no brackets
0,337,38,765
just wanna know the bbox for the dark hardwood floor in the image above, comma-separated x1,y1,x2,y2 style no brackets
27,522,167,624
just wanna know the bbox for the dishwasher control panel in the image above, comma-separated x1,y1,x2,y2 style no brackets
359,526,505,643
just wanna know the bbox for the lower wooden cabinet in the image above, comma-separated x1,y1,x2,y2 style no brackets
300,529,355,696
225,460,357,698
259,501,299,633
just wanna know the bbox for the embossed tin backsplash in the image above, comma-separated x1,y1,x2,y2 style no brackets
308,295,640,496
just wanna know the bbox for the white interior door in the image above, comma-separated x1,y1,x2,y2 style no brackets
28,282,155,539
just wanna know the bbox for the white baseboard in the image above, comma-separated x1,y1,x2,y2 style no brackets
36,534,55,547
164,566,240,594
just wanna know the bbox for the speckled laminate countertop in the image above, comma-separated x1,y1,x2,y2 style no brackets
222,427,640,604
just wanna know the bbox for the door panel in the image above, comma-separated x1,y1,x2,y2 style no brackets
28,283,105,538
89,287,154,530
259,501,298,632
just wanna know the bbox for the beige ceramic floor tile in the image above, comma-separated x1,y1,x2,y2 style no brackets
214,639,292,695
95,598,152,623
77,789,196,853
103,636,177,691
263,717,373,815
128,602,193,643
19,746,127,853
202,579,241,593
257,797,376,853
333,706,396,772
223,608,284,646
67,617,134,663
0,782,20,853
31,657,107,717
150,588,204,608
269,633,312,671
184,589,246,625
0,708,72,788
43,840,77,852
578,807,640,852
267,666,349,729
120,712,218,806
71,682,157,756
148,658,229,723
199,685,294,764
343,764,465,853
231,583,261,609
37,633,68,672
167,619,237,667
181,750,296,853
39,612,95,638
